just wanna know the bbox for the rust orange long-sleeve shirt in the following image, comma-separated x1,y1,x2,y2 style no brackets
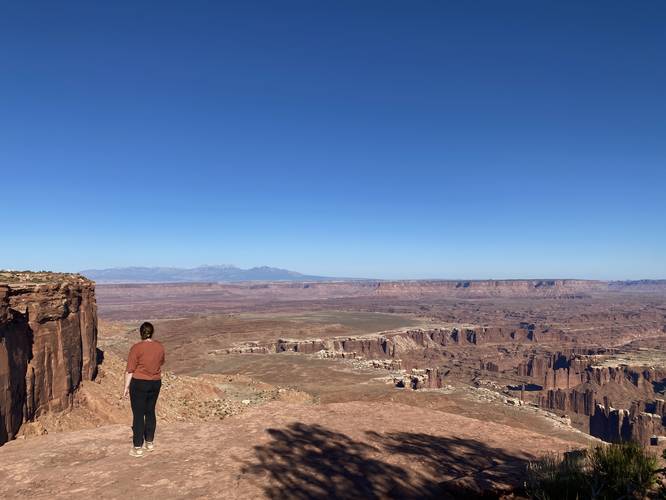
126,340,165,380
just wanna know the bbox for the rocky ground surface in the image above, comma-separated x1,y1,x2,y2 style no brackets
0,270,90,284
0,400,586,499
18,349,312,438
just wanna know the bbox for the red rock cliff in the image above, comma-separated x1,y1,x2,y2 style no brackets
372,279,605,298
0,274,97,445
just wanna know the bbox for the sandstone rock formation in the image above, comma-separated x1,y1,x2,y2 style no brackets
391,368,452,390
371,279,605,299
233,326,544,363
0,273,97,445
516,350,663,390
96,279,617,320
538,388,596,416
521,351,666,444
589,401,666,444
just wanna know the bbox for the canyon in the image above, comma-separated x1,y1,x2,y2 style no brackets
94,279,635,320
225,325,666,445
2,273,666,498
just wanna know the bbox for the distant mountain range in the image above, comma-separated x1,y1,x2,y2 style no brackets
78,267,666,286
80,265,337,283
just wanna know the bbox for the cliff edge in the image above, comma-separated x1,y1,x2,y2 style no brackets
0,400,587,499
0,272,98,444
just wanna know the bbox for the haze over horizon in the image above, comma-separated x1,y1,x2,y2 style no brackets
2,1,665,280
75,264,665,283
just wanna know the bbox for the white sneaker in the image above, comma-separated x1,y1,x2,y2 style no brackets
143,441,154,451
129,447,144,458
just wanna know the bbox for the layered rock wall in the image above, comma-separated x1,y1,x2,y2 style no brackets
372,279,605,298
101,280,609,310
269,326,541,361
526,351,666,444
516,351,655,391
589,402,666,445
538,388,596,416
0,277,97,445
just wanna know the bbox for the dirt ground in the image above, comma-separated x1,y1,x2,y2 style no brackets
1,400,589,499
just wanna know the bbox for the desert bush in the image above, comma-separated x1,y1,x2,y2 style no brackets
587,441,657,499
526,451,588,500
526,442,659,500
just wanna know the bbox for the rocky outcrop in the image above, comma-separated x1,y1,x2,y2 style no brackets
372,279,605,298
518,353,591,390
224,344,272,354
392,368,445,390
533,378,666,445
538,388,596,416
525,349,666,444
276,339,330,354
608,280,666,293
516,351,657,392
229,326,544,367
0,275,97,445
589,401,666,445
273,326,541,357
97,280,610,315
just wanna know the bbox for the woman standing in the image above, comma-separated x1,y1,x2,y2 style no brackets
123,322,165,457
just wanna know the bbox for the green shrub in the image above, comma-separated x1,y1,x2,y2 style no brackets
526,442,659,500
526,452,588,500
587,441,657,499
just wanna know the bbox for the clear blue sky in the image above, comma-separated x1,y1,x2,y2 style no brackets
1,1,664,279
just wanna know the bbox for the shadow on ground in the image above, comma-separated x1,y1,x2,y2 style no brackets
242,422,530,499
